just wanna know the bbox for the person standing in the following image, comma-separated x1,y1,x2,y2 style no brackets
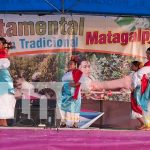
132,47,150,130
0,37,16,126
130,61,144,129
59,56,83,128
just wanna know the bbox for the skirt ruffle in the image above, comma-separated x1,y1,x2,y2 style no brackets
0,94,16,119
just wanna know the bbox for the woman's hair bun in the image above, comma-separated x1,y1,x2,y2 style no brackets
70,55,79,62
5,41,15,49
0,37,15,49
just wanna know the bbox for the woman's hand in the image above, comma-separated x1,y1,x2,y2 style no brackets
130,87,135,93
70,81,80,87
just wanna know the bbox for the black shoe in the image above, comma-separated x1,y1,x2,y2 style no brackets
71,123,78,128
60,123,66,128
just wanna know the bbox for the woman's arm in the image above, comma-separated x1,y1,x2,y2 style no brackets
62,72,72,82
0,58,10,69
91,75,132,91
132,66,150,88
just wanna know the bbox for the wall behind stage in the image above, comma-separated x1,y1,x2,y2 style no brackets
1,14,149,102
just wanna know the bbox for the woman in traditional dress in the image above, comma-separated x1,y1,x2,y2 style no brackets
132,47,150,130
0,37,16,126
59,56,83,128
130,61,144,129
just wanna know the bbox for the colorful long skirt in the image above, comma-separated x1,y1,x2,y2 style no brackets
134,84,150,127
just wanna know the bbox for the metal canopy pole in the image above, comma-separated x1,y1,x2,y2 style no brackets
62,0,64,14
43,0,62,13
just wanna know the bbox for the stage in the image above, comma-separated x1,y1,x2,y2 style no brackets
0,127,150,150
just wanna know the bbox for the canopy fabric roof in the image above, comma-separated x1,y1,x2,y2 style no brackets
0,0,150,16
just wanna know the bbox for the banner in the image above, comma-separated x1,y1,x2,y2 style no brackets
0,14,148,57
79,111,104,129
1,14,149,128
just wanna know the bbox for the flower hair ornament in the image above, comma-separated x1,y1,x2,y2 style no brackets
70,55,80,63
4,41,15,49
0,37,15,49
139,62,144,69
